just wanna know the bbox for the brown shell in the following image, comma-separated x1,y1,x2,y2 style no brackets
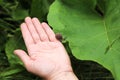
55,33,63,41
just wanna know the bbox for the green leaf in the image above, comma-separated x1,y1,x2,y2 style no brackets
0,65,24,77
48,0,120,80
5,31,26,66
30,0,54,21
11,8,29,21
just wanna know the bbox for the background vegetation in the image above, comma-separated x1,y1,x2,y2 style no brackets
0,0,115,80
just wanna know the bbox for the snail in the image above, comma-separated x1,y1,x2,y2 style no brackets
55,33,63,42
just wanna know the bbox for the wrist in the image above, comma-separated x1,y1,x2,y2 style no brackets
42,64,78,80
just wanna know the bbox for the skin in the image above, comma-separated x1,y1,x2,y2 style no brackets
14,17,78,80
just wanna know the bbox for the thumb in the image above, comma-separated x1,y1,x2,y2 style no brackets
14,49,30,65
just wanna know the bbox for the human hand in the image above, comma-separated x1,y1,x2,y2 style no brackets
14,17,74,79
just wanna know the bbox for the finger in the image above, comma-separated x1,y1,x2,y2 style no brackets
25,17,41,43
32,18,49,41
20,23,34,47
42,22,57,41
14,49,31,67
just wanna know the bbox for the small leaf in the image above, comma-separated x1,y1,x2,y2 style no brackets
30,0,54,21
0,65,24,77
5,31,26,66
11,8,29,20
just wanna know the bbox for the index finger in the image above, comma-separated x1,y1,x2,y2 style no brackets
20,23,34,47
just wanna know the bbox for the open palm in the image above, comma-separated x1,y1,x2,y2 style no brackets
14,17,72,79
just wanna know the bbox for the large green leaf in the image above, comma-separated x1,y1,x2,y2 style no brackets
48,0,120,80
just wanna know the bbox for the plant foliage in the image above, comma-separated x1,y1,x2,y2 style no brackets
0,0,116,79
0,0,54,79
48,0,120,80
